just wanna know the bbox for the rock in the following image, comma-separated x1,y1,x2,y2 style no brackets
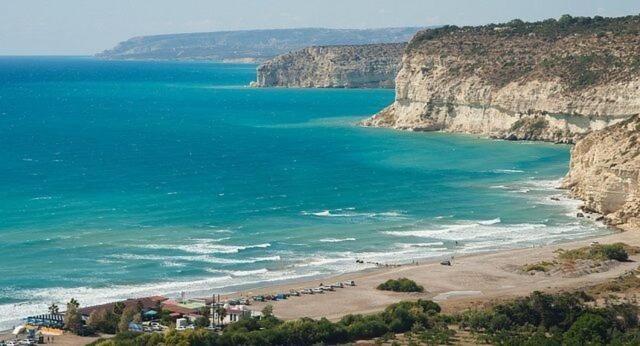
253,43,405,88
577,212,585,218
562,115,640,228
361,16,640,144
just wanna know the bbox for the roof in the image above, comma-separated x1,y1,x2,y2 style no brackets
162,303,201,315
78,296,167,316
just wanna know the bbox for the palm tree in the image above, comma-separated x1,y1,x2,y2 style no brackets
48,303,59,315
68,298,80,309
215,307,227,326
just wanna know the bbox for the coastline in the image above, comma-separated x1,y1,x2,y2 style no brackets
221,222,636,321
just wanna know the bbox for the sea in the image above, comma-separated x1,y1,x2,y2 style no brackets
0,57,611,329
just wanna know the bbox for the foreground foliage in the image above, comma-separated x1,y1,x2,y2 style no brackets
89,299,447,345
458,290,640,345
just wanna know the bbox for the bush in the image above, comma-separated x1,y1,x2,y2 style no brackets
377,278,424,292
559,243,630,262
562,313,611,345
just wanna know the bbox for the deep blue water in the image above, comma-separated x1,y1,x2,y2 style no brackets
0,57,609,328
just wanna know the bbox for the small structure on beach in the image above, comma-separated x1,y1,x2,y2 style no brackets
25,313,65,328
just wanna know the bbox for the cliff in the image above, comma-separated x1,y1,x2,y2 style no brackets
362,15,640,143
253,43,405,88
562,115,640,228
97,27,421,62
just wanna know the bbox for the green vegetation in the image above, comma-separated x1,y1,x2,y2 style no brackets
410,14,640,48
522,261,555,273
558,243,636,262
457,290,640,345
377,278,425,292
89,299,448,346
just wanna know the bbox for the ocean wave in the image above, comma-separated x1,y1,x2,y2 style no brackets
319,238,356,243
30,196,53,200
397,242,445,249
491,169,525,174
478,217,501,225
301,209,405,219
109,253,280,265
141,241,270,254
223,268,270,277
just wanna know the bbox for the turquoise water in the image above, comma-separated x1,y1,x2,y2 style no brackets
0,57,609,328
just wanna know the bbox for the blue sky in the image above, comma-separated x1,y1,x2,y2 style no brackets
1,0,639,55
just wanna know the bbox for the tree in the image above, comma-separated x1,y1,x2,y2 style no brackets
194,316,209,328
64,300,83,334
87,308,118,334
118,306,141,333
215,307,227,326
48,303,59,315
262,304,274,317
113,301,126,315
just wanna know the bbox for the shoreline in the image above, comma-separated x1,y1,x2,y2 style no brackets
225,222,636,321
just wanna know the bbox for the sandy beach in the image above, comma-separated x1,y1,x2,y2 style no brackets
227,223,640,321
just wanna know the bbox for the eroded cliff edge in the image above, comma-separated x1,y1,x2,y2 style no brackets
253,43,405,88
362,15,640,143
562,116,640,229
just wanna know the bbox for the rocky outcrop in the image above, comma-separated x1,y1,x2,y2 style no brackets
562,116,640,228
253,43,405,88
362,15,640,143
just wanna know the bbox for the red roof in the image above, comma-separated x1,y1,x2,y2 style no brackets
78,296,167,316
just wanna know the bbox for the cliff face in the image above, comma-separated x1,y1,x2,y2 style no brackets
362,16,640,143
253,43,405,88
562,116,640,228
97,28,421,62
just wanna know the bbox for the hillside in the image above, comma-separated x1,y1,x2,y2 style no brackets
253,43,405,88
362,15,640,143
97,27,421,62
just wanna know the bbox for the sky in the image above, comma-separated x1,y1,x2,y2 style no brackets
1,0,639,55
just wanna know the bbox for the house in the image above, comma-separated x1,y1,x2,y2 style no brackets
212,304,255,325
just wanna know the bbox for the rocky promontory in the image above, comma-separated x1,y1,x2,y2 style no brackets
563,115,639,228
253,43,406,88
362,15,640,143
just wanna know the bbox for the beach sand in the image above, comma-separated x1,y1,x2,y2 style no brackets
230,224,640,320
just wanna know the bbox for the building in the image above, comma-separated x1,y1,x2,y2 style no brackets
77,296,167,318
212,304,256,325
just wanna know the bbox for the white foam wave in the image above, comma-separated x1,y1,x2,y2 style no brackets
397,242,445,249
302,209,405,219
478,217,501,225
319,238,356,243
30,196,52,200
224,268,269,277
492,169,525,174
142,241,270,254
110,253,280,265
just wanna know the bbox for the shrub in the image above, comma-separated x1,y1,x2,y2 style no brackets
559,243,630,262
377,278,424,292
562,313,611,345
